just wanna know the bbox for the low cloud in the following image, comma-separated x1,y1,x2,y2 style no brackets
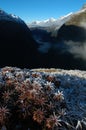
80,20,86,29
65,40,86,60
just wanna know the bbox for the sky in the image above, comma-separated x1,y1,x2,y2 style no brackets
0,0,86,23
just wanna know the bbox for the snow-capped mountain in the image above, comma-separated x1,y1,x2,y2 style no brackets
0,9,39,68
28,12,73,28
28,4,86,30
27,5,86,70
0,9,24,24
0,6,86,70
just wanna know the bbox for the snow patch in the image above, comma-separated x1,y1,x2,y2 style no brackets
28,13,73,28
0,9,24,24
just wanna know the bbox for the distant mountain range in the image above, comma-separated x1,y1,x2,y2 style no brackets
28,13,72,28
0,5,86,70
27,4,86,70
28,4,86,38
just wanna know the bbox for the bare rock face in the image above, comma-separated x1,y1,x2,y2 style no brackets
0,10,39,68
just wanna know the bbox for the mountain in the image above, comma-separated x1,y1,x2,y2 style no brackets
0,9,39,68
58,6,86,39
28,13,72,28
28,4,86,42
57,6,86,68
28,13,73,53
27,5,86,70
1,7,86,70
28,13,73,39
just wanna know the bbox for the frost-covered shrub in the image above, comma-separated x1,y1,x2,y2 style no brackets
0,67,66,130
0,67,86,130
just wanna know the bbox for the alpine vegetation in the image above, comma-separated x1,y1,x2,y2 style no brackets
0,67,86,130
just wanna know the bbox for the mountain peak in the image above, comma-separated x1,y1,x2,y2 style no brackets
28,13,72,28
81,3,86,10
0,8,8,16
0,9,5,13
0,8,24,24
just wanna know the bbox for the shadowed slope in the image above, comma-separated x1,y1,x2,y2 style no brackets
0,17,39,68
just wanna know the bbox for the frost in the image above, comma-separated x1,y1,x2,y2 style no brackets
0,67,86,129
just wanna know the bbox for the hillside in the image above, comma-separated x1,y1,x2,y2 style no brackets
0,9,39,68
66,6,86,26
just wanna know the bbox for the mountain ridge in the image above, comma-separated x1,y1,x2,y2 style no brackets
28,4,86,29
0,8,39,68
0,9,24,24
27,5,86,70
0,6,86,70
28,12,73,28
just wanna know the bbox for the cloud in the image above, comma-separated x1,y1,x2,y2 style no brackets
80,20,86,29
65,40,86,60
38,42,51,53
